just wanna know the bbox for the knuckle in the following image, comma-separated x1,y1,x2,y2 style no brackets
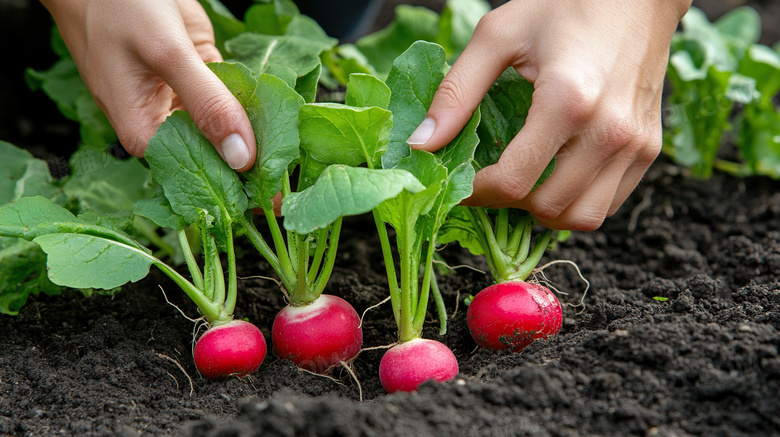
551,73,598,125
139,37,189,69
489,173,532,203
473,11,506,41
527,197,564,221
435,74,469,111
190,93,239,138
634,135,663,166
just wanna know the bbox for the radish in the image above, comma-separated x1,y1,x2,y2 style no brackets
272,294,362,373
442,206,567,353
467,281,562,352
379,338,459,393
194,320,267,380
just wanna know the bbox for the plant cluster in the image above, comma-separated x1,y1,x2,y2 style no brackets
664,6,780,179
28,0,780,391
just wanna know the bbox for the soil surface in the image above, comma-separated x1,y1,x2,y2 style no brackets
2,1,780,437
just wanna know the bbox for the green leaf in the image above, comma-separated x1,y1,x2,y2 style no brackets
240,73,305,210
715,6,761,46
377,151,445,233
0,197,153,290
285,15,333,43
34,233,152,289
297,148,330,192
133,186,189,230
0,141,59,205
738,44,780,105
383,41,447,169
437,206,483,255
64,149,151,215
345,73,391,109
438,109,480,173
225,33,334,86
437,0,490,59
737,106,780,178
244,1,297,35
75,92,118,150
476,68,534,169
282,165,425,234
298,103,392,170
197,0,246,54
50,25,70,58
295,63,321,103
320,44,376,88
356,5,440,77
145,111,247,240
24,58,84,121
0,237,61,315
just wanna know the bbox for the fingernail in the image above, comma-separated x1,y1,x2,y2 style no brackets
221,133,250,169
407,118,436,146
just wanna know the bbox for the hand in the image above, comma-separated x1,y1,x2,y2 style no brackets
40,0,256,171
408,0,691,231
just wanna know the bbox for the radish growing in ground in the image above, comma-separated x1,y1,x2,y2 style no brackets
443,206,565,353
272,294,362,373
379,338,459,393
467,281,562,352
194,320,267,379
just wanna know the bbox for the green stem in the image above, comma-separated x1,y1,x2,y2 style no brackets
496,208,508,250
261,207,296,290
464,207,496,274
307,228,329,285
151,258,223,324
178,229,203,291
505,217,526,259
223,225,238,318
282,171,298,274
430,269,447,336
312,217,342,298
290,231,309,303
512,216,535,266
201,229,222,302
288,230,299,274
509,229,554,282
373,211,401,326
475,207,512,277
411,238,437,335
398,218,416,342
237,216,282,276
133,216,176,259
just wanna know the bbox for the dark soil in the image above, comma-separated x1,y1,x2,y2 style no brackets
2,1,780,437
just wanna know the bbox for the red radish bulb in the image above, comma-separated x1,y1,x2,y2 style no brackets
272,294,362,374
379,338,459,393
193,320,267,380
467,281,562,352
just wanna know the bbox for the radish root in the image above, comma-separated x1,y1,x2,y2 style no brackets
358,296,391,329
340,360,363,402
156,353,194,396
530,260,590,314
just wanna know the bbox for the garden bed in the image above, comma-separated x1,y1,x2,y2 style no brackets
1,155,779,436
2,1,780,436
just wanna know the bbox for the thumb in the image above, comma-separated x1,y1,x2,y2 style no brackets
173,63,257,171
408,28,509,152
154,51,257,172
